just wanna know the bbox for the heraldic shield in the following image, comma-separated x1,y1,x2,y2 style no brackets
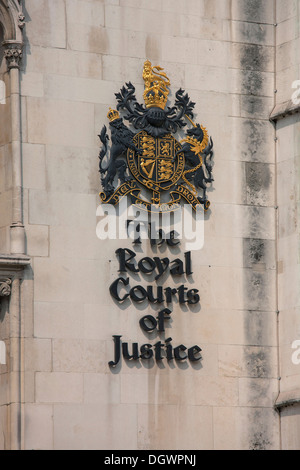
98,60,214,213
127,131,185,205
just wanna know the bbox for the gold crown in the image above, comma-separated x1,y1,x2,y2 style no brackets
143,60,170,110
107,107,120,122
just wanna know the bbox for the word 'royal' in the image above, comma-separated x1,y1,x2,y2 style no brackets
116,248,193,280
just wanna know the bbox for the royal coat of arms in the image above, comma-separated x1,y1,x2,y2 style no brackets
98,60,214,212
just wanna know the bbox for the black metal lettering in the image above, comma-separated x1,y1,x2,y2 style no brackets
185,251,193,275
170,258,184,276
187,289,200,305
109,277,130,302
178,285,188,303
153,257,170,280
174,344,188,361
116,248,139,273
188,345,202,362
140,344,153,360
138,257,156,274
122,342,139,361
109,335,122,367
130,285,148,303
139,315,157,332
157,308,172,332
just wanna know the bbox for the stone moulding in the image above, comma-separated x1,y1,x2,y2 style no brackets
275,389,300,410
0,254,30,298
0,254,30,287
0,253,30,268
270,100,300,122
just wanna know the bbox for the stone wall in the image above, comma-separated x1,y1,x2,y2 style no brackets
274,0,300,450
0,0,286,450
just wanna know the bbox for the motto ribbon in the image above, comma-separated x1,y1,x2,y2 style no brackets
100,181,209,212
100,180,141,206
170,185,210,212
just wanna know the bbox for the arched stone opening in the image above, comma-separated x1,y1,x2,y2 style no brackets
0,0,24,43
0,1,24,71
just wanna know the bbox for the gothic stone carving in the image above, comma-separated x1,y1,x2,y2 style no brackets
3,42,23,69
0,278,12,297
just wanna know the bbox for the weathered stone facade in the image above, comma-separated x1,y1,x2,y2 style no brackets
0,0,299,450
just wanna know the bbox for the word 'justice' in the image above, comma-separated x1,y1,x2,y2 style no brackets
108,245,202,367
